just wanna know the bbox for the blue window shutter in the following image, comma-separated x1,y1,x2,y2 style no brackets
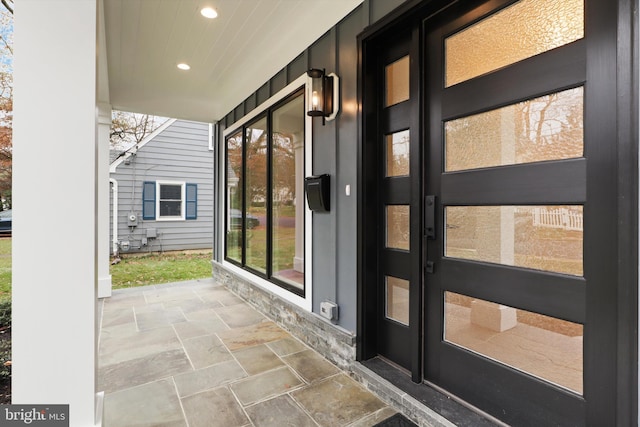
142,181,156,220
186,183,197,220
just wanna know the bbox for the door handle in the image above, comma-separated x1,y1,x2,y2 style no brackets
425,260,434,274
424,196,436,275
424,195,436,239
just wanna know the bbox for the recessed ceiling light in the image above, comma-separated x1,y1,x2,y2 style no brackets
177,63,191,71
200,7,218,19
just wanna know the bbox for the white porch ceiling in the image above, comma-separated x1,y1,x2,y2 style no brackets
101,0,364,123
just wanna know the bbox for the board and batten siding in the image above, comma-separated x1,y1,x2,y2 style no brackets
216,0,407,332
110,119,214,254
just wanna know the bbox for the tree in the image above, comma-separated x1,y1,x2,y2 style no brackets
0,2,172,210
110,111,168,151
1,2,12,16
0,1,13,209
244,127,267,210
0,95,11,209
272,132,296,204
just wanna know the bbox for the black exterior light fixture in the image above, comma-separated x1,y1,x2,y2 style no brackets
306,68,340,124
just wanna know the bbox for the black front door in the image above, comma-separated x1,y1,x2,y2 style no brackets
423,1,588,425
370,28,422,375
361,0,632,425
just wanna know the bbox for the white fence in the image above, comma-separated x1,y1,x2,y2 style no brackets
531,207,583,231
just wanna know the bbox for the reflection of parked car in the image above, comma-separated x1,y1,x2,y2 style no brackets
230,209,260,229
0,209,11,235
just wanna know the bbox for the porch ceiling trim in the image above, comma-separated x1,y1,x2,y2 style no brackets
101,0,364,122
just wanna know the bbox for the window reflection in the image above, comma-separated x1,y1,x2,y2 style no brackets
225,91,306,295
386,205,410,251
445,292,583,394
386,276,409,325
386,130,410,177
272,95,305,290
226,131,243,263
158,184,182,217
245,118,268,273
445,206,583,276
445,87,583,171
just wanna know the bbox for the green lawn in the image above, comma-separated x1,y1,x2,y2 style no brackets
110,250,213,289
225,225,297,271
0,238,10,298
0,238,213,293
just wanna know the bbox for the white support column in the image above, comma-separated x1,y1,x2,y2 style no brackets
98,103,112,298
470,106,517,333
13,1,100,426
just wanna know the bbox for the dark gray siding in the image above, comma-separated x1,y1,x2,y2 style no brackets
217,0,409,332
334,7,364,333
111,120,213,254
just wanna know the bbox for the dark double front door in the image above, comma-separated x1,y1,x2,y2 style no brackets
361,0,629,425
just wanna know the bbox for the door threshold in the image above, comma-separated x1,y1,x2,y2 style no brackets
356,358,504,427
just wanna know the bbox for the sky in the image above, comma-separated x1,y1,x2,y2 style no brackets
0,7,12,74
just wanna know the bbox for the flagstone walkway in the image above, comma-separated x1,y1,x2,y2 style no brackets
98,278,399,427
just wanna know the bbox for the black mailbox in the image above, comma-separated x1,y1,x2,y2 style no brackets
305,174,330,212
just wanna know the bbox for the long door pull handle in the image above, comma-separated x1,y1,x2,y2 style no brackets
425,195,436,239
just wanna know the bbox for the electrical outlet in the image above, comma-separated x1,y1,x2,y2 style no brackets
320,301,338,321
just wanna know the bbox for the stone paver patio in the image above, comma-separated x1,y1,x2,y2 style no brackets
98,278,399,427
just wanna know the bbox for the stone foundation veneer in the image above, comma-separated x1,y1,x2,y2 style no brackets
212,261,474,426
211,262,356,370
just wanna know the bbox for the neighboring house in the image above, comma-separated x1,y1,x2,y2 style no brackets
109,119,213,254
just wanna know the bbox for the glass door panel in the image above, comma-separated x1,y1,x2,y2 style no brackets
385,56,410,106
386,205,410,250
445,205,583,276
444,291,583,394
445,0,584,87
386,130,410,177
386,276,410,325
445,87,584,171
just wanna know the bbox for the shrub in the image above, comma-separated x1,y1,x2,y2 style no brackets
0,297,10,329
0,338,9,380
0,297,11,383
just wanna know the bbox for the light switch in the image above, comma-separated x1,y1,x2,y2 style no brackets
345,184,351,196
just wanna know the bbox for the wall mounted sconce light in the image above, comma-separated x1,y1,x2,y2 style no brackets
307,68,340,124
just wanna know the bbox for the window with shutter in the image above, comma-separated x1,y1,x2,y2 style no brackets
156,182,185,220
